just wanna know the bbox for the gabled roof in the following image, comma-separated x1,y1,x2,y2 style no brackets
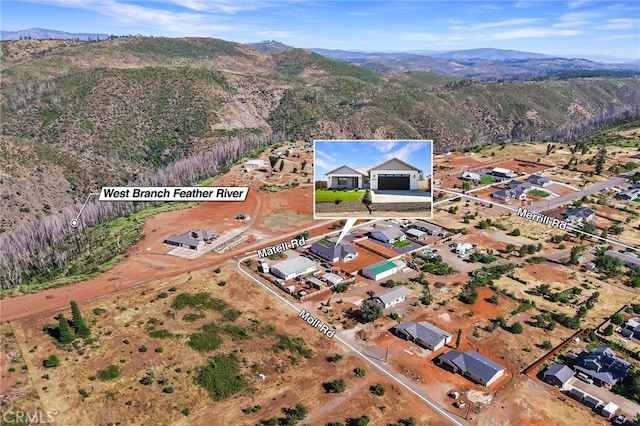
462,171,481,180
566,207,595,219
372,226,404,240
310,239,357,261
375,286,409,305
395,321,451,348
325,165,366,176
528,175,551,185
575,346,632,385
412,220,441,232
405,228,427,238
543,363,574,384
370,157,421,173
165,228,218,246
439,350,505,383
271,257,317,277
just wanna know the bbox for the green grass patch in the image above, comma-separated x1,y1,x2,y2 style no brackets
222,309,242,322
391,240,412,248
479,176,495,185
172,293,229,311
529,189,549,198
188,323,222,352
182,313,206,322
315,189,363,203
196,352,246,401
272,334,313,358
634,198,640,203
221,325,252,340
148,329,174,339
96,365,120,381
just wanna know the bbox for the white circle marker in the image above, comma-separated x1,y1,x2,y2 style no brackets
70,219,79,228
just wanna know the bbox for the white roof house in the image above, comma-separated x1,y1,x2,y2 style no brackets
244,159,265,168
326,157,423,191
270,257,317,280
374,286,409,309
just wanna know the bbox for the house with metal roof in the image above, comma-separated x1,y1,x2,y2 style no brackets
405,228,428,241
601,402,619,419
411,220,442,236
492,187,527,202
270,257,317,281
164,228,219,250
604,250,640,269
437,350,506,387
491,167,517,180
543,363,574,388
528,174,551,186
373,286,409,309
370,226,406,244
569,387,586,402
574,346,631,388
243,159,265,169
394,321,452,351
323,272,343,286
582,394,603,409
309,239,358,262
461,171,481,182
565,207,596,223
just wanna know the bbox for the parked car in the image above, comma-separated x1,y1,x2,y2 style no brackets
576,372,594,384
613,415,626,425
366,290,376,297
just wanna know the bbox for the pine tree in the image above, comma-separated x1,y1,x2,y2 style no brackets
70,301,91,339
455,329,462,348
57,314,76,344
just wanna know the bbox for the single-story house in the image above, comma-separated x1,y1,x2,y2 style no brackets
270,257,317,281
243,159,265,169
621,318,640,339
528,174,551,186
492,187,527,202
507,180,533,192
323,272,343,286
361,260,398,281
574,346,632,388
164,228,219,250
370,226,406,244
326,157,422,191
411,220,442,236
491,167,517,180
543,364,574,388
565,207,596,223
618,188,640,200
374,286,409,309
394,321,452,351
461,171,481,182
309,239,358,262
604,250,640,269
437,350,506,387
405,228,428,241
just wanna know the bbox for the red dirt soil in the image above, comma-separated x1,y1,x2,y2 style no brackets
354,239,398,259
0,186,328,322
333,244,388,274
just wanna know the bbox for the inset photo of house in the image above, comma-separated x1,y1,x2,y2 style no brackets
314,140,433,219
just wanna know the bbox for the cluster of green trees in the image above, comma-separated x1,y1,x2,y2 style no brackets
458,264,515,305
47,301,91,344
256,403,308,425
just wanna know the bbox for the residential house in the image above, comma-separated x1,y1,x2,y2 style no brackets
604,250,640,269
243,159,265,170
322,272,343,286
507,180,533,192
405,228,428,241
565,207,596,223
492,187,527,202
573,346,632,388
619,318,640,339
437,350,506,387
542,364,574,388
394,321,452,351
528,174,552,186
461,171,481,182
270,257,317,281
453,242,474,255
411,220,442,236
164,228,219,250
491,167,517,180
326,157,422,191
370,226,406,244
309,239,358,262
362,260,398,281
618,187,640,200
373,286,409,309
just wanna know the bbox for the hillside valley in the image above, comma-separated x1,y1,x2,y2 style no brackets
1,36,640,232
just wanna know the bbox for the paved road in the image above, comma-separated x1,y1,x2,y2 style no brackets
235,256,467,426
528,175,629,213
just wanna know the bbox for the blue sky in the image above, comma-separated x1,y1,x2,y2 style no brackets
314,140,433,180
2,1,639,60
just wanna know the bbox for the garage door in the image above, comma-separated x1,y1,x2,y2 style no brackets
378,174,410,190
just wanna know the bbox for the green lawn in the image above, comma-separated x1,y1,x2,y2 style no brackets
315,189,363,203
479,176,495,185
529,189,549,198
634,198,640,203
392,240,412,248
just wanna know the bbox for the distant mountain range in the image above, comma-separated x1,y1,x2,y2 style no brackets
0,28,109,41
246,41,640,79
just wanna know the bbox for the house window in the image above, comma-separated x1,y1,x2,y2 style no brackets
337,177,347,185
364,177,370,184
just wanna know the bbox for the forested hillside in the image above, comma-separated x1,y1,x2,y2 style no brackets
1,36,639,238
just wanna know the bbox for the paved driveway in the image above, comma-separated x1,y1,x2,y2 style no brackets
570,378,640,418
372,190,433,203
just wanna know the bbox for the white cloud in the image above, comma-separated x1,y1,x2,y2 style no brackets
466,18,545,30
593,33,640,41
373,141,398,154
596,18,640,30
384,143,429,164
482,27,582,41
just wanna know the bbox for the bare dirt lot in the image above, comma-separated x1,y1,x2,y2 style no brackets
333,244,388,274
3,262,448,426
